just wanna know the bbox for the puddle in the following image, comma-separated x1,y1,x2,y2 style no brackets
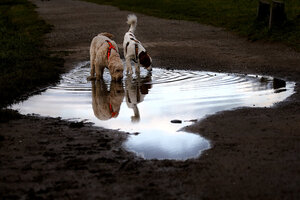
12,62,295,160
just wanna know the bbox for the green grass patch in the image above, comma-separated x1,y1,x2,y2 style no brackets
84,0,300,51
0,0,64,109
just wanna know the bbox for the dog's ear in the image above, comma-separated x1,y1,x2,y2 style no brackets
139,51,151,68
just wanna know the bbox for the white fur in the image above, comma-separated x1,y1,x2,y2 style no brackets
123,14,152,74
127,14,137,33
125,73,152,122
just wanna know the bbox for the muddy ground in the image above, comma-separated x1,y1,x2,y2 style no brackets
1,0,300,199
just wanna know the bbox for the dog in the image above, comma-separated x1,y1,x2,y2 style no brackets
88,32,123,81
125,73,152,122
123,14,152,74
92,80,124,121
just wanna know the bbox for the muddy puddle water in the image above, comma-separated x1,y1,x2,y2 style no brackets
12,62,294,160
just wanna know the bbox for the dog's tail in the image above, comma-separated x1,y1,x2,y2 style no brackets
127,14,137,33
99,32,114,39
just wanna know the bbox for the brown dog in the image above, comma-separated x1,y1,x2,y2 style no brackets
92,80,124,121
88,33,123,81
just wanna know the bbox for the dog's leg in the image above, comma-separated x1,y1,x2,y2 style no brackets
126,58,133,74
134,62,140,75
90,59,95,77
87,55,96,81
95,59,103,80
123,45,127,58
100,67,105,80
96,67,105,81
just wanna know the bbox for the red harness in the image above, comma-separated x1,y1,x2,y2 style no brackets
109,103,118,118
106,40,117,60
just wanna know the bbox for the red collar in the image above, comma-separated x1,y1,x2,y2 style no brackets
106,40,117,60
109,103,118,117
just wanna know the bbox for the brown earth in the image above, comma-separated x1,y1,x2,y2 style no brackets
1,0,300,199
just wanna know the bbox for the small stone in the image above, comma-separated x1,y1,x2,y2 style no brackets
171,119,182,124
260,77,268,82
69,121,84,128
273,78,286,89
184,119,197,123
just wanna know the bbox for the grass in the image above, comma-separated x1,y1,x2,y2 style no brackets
0,0,64,111
84,0,300,51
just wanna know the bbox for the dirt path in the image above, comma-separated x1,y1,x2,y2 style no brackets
1,0,300,199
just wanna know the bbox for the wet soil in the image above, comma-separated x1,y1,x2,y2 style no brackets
1,0,300,199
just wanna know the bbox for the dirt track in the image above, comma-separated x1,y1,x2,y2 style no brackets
1,0,300,199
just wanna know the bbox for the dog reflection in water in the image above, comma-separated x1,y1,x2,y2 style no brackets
125,73,152,123
91,80,124,120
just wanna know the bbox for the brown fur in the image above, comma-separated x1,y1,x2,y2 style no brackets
92,80,124,120
88,33,123,81
139,51,151,68
100,32,114,39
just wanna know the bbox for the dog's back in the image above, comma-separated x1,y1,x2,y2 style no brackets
100,32,114,39
90,33,119,62
90,33,115,52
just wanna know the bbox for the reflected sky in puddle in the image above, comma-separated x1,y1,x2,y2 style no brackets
12,62,295,160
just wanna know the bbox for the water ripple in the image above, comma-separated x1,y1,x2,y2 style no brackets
11,62,295,160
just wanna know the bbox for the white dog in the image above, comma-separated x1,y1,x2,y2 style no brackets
88,32,123,81
125,73,152,123
123,14,152,74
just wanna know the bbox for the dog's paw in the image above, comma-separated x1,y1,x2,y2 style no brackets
126,65,133,74
87,76,96,81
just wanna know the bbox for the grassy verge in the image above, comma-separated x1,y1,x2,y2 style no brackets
84,0,300,51
0,0,64,114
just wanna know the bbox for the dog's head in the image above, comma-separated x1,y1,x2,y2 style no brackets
108,57,124,82
139,51,152,71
